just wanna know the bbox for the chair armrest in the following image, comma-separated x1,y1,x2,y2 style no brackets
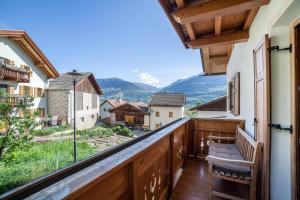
206,156,254,168
207,135,236,141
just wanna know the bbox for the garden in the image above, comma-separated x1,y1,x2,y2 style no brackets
0,97,135,195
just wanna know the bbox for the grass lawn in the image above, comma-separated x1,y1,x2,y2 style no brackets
0,124,134,195
0,140,97,195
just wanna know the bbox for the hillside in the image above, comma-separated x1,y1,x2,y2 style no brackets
97,78,157,102
97,75,227,107
160,75,227,106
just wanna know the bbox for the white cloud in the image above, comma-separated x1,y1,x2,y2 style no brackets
138,72,161,87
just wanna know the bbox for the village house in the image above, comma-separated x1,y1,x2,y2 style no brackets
0,30,59,117
47,72,102,130
109,101,149,127
99,98,126,121
148,93,185,130
190,96,228,118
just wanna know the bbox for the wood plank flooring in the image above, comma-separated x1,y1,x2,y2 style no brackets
171,159,249,200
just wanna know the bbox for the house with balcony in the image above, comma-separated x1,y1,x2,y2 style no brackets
1,1,300,200
48,72,102,130
0,30,59,117
100,98,126,123
148,93,186,130
109,101,149,127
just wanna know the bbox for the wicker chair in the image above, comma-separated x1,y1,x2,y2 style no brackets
206,127,262,200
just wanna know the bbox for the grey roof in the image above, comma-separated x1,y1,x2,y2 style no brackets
48,72,102,95
149,93,186,107
49,73,91,90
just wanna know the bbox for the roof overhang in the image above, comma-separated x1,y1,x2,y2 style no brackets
78,73,103,95
0,30,59,78
158,0,269,75
109,102,148,113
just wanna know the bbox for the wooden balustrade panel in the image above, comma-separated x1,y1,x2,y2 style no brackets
75,166,130,200
171,125,186,188
188,119,245,158
133,136,170,200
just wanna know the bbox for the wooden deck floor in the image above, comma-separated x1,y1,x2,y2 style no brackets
171,159,249,200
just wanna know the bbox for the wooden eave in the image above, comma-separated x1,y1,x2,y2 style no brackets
159,0,269,75
87,74,103,95
75,73,103,95
0,30,59,78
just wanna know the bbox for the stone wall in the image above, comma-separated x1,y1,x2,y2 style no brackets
47,90,69,119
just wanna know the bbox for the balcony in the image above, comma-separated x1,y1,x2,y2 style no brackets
0,58,30,83
0,95,25,105
0,116,252,200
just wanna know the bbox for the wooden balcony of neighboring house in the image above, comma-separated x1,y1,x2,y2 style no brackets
1,116,261,200
0,58,30,83
0,95,25,106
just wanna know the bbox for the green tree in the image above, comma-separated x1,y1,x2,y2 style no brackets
0,96,39,159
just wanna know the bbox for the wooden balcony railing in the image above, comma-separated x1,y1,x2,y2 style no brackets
0,64,30,83
187,118,245,158
0,96,25,105
0,117,245,200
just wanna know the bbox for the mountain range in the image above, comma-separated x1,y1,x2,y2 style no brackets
96,75,227,107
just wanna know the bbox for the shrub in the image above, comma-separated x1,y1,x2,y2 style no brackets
112,126,134,137
0,96,38,158
77,125,114,138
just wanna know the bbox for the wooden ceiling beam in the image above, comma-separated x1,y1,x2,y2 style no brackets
243,8,259,30
172,0,269,24
227,45,233,56
215,16,222,35
209,55,229,66
174,0,196,40
186,23,196,40
174,0,185,8
187,31,249,49
201,48,210,74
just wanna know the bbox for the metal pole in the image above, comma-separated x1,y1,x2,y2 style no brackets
73,79,77,163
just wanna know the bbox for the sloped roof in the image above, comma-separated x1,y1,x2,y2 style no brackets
149,93,186,107
49,72,102,95
110,102,149,113
101,99,127,108
190,96,227,111
0,30,59,78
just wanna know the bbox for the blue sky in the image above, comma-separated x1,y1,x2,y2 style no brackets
0,0,203,87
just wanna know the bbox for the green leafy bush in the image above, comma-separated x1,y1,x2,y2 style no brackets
77,125,114,138
32,125,71,136
112,126,134,137
0,96,38,158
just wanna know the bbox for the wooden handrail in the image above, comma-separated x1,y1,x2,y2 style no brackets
0,117,245,200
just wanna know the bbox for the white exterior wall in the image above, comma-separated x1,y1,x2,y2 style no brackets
70,92,100,130
0,37,49,111
226,0,300,199
144,114,150,129
100,101,113,119
149,106,184,130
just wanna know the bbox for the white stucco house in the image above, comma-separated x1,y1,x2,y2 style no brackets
148,93,185,130
0,30,59,117
48,72,102,130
